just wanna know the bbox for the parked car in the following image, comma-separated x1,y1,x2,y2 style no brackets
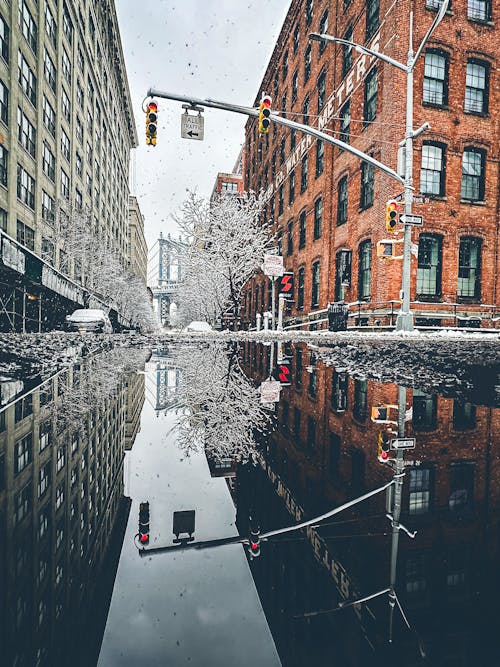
65,309,113,334
182,321,213,333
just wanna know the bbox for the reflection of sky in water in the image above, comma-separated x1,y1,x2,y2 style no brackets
98,360,281,667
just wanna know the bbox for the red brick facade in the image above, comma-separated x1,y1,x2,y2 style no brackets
242,0,499,329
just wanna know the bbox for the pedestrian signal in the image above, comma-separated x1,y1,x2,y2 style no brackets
371,406,388,422
278,272,294,297
146,101,158,146
259,95,272,134
274,361,291,386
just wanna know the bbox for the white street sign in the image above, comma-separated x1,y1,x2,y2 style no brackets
390,437,416,450
400,214,423,226
181,113,204,140
393,192,428,204
260,379,281,404
263,254,284,277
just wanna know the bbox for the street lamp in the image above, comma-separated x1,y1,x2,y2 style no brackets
310,0,450,332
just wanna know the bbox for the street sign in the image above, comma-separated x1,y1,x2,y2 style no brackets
400,214,423,226
181,113,204,140
392,192,429,205
390,437,416,450
263,253,284,277
260,379,281,404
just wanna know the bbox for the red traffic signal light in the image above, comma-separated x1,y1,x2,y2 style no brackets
146,101,158,146
278,272,294,297
377,433,391,462
138,501,150,545
385,200,399,233
248,526,261,558
259,95,272,134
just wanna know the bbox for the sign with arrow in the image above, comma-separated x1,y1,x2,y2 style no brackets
181,113,204,140
400,213,423,226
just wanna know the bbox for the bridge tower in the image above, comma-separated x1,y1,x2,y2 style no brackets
149,233,187,326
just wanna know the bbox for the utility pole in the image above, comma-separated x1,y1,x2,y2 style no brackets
310,0,450,332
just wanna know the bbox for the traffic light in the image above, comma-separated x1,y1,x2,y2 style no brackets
278,272,294,298
377,432,391,462
385,200,399,233
138,501,150,545
145,101,158,146
259,95,272,134
274,360,291,386
248,526,261,558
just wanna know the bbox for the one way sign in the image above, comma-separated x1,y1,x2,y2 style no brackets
181,113,204,141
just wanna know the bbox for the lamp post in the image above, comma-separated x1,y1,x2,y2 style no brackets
310,0,449,332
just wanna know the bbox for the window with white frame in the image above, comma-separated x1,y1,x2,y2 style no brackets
17,164,35,209
19,0,37,54
465,60,489,114
461,147,485,201
18,50,37,106
17,108,36,157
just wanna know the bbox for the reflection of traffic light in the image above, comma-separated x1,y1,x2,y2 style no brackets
146,101,158,146
248,526,261,558
259,95,272,134
274,360,291,386
377,433,391,462
278,272,294,298
371,406,388,422
385,200,399,233
138,502,150,544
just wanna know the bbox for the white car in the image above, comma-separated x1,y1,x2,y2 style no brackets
65,309,113,334
182,321,213,333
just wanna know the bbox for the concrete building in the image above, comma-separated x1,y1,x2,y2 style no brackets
0,0,138,329
242,0,499,329
128,195,148,286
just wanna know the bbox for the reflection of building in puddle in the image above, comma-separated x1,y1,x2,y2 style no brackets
238,341,500,665
125,373,146,451
0,352,146,666
147,354,180,414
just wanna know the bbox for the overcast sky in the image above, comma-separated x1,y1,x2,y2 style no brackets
115,1,289,263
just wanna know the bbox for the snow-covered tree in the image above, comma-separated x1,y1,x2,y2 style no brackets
166,342,273,463
174,190,272,327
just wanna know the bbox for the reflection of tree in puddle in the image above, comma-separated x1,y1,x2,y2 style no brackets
167,342,273,462
50,348,150,437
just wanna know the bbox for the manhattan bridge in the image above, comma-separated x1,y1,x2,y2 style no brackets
148,233,187,326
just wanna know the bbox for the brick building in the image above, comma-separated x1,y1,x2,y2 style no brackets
210,149,245,202
242,0,499,329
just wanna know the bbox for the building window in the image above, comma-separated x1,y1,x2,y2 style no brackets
15,434,32,474
62,48,72,85
312,198,322,239
43,49,56,93
287,220,293,255
297,266,305,309
335,249,352,300
61,88,71,122
319,10,328,53
413,390,437,431
339,101,350,144
353,379,367,422
290,129,296,152
17,165,35,209
293,24,300,53
423,51,448,106
467,0,491,22
409,469,432,515
461,148,485,201
331,371,348,411
41,237,54,264
337,176,348,225
289,170,295,204
453,400,476,430
87,78,94,105
420,143,445,196
366,0,379,40
63,4,73,44
75,188,82,209
302,96,310,125
304,44,312,83
278,184,284,215
17,108,36,158
299,210,306,249
45,5,57,48
0,78,8,125
76,79,84,107
417,233,442,297
465,60,488,114
308,364,318,399
364,68,377,125
358,240,372,300
18,50,37,106
42,142,55,181
42,97,55,137
282,50,288,81
306,0,313,26
41,191,55,224
61,168,70,199
360,161,374,209
38,461,51,498
61,129,70,162
317,70,326,112
311,261,320,307
76,116,83,144
458,236,482,299
449,463,474,511
295,347,303,389
16,219,33,250
291,71,298,105
315,139,324,176
221,180,238,193
0,144,7,187
14,483,32,526
301,155,308,192
0,14,9,62
0,207,6,231
19,0,37,54
280,137,285,165
342,26,353,78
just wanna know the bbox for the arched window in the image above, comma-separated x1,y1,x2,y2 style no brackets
358,240,372,300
